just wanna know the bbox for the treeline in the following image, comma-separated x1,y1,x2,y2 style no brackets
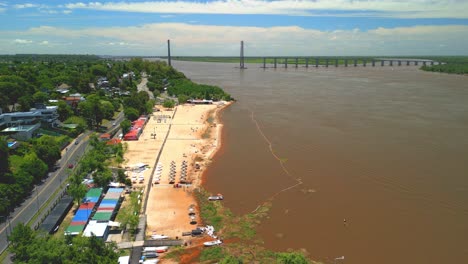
0,56,137,114
168,79,232,103
8,223,118,263
421,56,468,74
0,54,101,63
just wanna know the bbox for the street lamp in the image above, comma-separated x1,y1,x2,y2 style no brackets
334,256,345,264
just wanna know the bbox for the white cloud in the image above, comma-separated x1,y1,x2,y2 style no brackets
41,9,58,14
3,23,468,55
14,39,33,44
63,10,72,14
14,3,38,9
39,40,49,45
63,0,468,18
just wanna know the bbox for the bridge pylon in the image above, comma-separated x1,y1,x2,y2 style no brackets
167,39,171,66
240,41,246,69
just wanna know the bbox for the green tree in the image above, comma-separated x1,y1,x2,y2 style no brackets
64,116,87,134
89,64,107,76
19,152,48,183
9,224,118,264
33,91,49,104
57,101,73,121
68,174,87,205
0,81,22,111
100,100,115,120
0,137,9,176
8,223,35,262
276,252,310,264
178,94,189,104
93,169,113,187
124,107,139,121
78,94,105,129
32,136,61,170
17,95,33,112
120,119,131,134
163,99,175,108
117,169,126,183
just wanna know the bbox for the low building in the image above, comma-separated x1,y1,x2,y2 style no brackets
63,93,85,108
30,105,59,123
82,220,110,240
1,123,41,141
0,104,60,140
187,99,213,104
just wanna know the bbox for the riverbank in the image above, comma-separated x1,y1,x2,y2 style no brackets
141,102,231,239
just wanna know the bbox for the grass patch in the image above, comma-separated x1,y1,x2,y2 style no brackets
0,250,9,263
36,128,63,137
194,189,224,230
115,189,141,237
200,246,224,262
164,245,185,262
53,204,75,239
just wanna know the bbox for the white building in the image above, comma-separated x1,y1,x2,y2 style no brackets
0,105,59,140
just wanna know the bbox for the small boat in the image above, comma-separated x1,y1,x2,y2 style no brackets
203,240,223,247
154,246,169,253
151,234,169,240
142,247,158,252
208,194,223,201
142,252,159,258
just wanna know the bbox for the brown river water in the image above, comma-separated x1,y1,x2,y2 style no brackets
172,61,468,264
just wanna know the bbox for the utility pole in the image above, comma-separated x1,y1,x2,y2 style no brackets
167,39,172,67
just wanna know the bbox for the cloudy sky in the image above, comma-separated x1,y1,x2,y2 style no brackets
1,0,468,56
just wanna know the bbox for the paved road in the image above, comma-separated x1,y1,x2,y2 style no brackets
137,73,154,100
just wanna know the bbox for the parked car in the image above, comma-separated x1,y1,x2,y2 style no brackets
68,164,74,169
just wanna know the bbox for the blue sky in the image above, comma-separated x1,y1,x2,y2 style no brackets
1,0,468,55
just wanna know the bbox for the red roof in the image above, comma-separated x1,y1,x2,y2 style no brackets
106,138,122,145
124,130,139,140
100,133,111,139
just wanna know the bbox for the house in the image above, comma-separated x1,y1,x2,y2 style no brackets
63,93,85,108
0,104,59,140
122,72,135,79
30,104,59,123
106,138,121,145
56,83,70,94
99,133,111,141
1,124,41,141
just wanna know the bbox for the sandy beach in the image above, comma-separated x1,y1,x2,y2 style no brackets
123,102,229,240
